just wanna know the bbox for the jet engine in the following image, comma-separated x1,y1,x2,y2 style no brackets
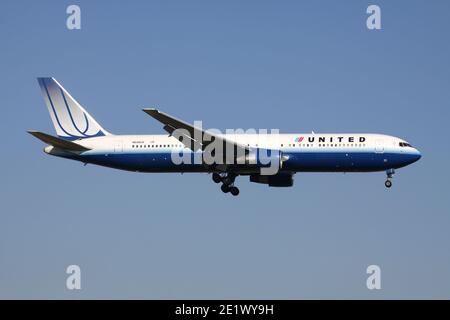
249,171,294,187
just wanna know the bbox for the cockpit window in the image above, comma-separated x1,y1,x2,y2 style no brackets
399,142,412,147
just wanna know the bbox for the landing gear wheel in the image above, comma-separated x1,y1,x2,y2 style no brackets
385,169,394,189
221,184,230,193
222,176,234,186
212,173,222,183
230,187,240,196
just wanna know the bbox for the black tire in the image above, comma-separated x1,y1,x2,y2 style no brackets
385,180,392,188
221,184,230,193
222,177,233,186
212,173,222,183
230,187,240,196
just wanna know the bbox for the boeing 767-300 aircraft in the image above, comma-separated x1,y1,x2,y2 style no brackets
29,78,421,196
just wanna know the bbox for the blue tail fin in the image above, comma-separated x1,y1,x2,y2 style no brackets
37,77,110,140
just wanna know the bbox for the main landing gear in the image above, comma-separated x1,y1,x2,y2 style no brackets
212,173,240,196
385,169,395,188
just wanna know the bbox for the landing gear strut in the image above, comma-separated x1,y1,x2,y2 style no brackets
213,173,240,196
385,169,395,188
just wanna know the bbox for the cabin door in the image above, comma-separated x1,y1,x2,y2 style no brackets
114,140,123,153
375,139,384,153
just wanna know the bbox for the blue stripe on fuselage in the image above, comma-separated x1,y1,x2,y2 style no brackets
281,151,418,172
61,150,420,173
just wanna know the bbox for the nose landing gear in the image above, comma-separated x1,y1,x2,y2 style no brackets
212,173,240,196
385,169,395,188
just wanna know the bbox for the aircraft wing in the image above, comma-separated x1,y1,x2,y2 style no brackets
142,108,250,155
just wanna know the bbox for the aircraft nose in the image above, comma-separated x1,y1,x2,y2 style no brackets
413,148,422,162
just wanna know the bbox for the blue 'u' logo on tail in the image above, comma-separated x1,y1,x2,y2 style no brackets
37,78,109,140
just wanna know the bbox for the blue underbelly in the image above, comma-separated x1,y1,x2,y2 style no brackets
282,152,396,172
81,152,204,172
79,151,412,173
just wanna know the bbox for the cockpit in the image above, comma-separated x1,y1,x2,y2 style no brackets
399,142,412,147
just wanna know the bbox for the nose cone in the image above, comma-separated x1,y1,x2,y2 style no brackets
411,148,422,163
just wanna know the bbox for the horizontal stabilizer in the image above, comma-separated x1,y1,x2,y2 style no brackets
27,130,91,152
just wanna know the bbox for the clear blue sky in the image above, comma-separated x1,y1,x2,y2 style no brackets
1,0,449,299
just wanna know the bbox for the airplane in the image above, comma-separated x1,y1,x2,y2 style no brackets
29,77,421,196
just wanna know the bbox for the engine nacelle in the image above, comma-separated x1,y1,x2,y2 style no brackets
233,149,283,174
250,172,294,187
